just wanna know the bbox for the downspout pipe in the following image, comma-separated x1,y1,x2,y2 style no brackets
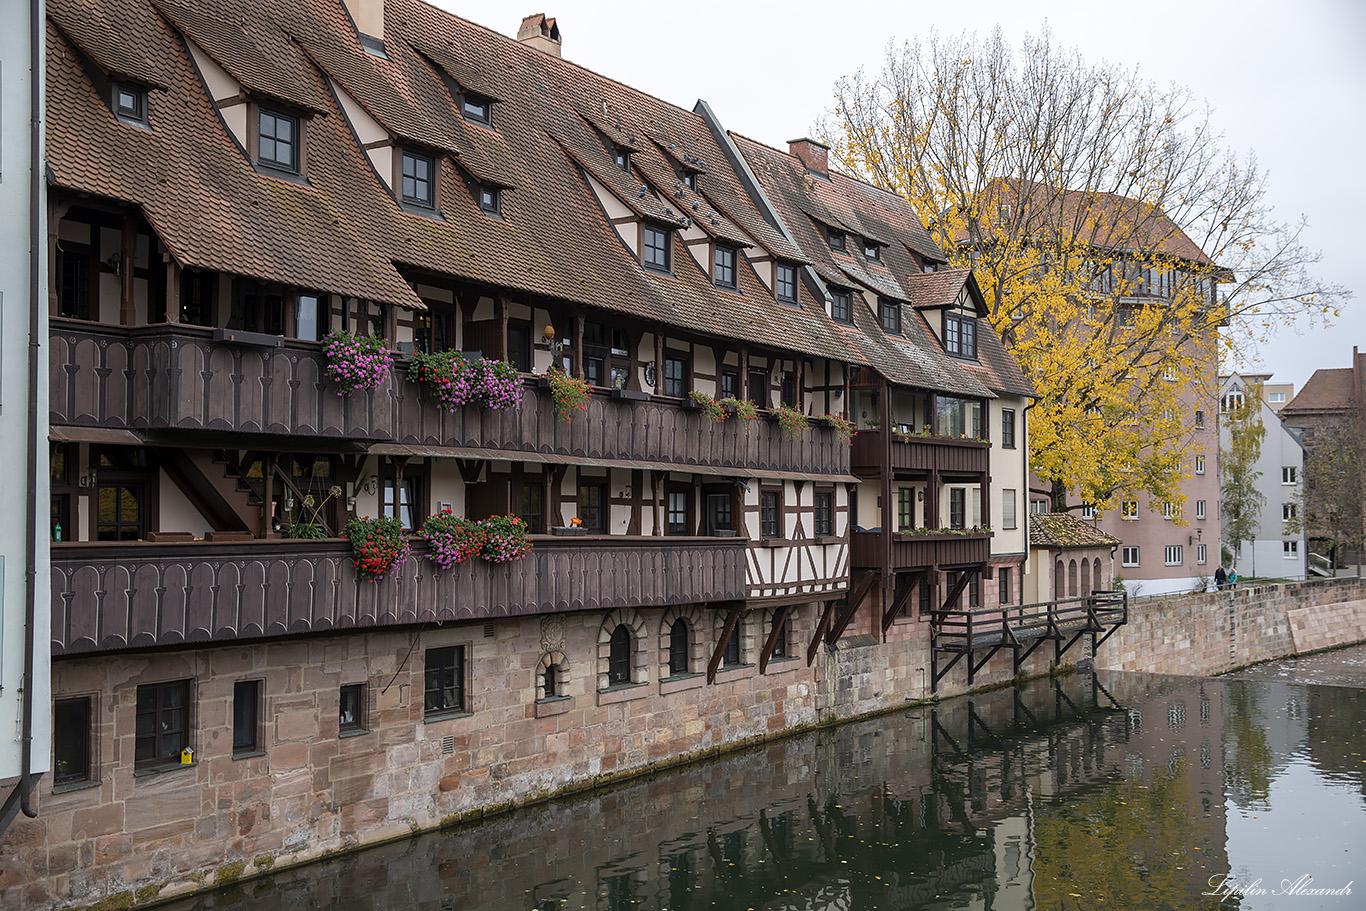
17,0,44,821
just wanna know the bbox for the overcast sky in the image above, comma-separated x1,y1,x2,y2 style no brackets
436,0,1364,393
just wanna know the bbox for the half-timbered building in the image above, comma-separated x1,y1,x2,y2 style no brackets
7,0,1041,905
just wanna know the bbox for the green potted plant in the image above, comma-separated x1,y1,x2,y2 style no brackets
721,396,758,421
772,403,808,437
820,414,857,446
688,390,728,423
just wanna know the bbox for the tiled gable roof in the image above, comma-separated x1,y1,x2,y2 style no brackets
1282,359,1363,416
1030,514,1121,549
49,0,169,90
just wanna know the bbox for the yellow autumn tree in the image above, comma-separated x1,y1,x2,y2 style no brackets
820,27,1344,512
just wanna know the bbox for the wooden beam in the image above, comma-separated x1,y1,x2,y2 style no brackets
707,606,742,683
120,217,137,326
651,470,664,537
758,604,791,674
164,256,181,324
882,571,921,633
807,600,836,666
572,310,585,380
939,567,976,612
827,571,876,648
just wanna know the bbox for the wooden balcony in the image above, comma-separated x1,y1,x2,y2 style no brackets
48,321,848,477
50,535,747,656
849,530,991,571
850,430,989,476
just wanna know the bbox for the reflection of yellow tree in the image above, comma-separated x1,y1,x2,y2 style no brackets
1224,684,1274,809
1033,767,1234,910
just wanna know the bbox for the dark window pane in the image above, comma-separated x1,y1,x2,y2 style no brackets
720,371,738,399
722,622,740,666
402,151,434,206
831,291,851,324
424,646,464,715
608,625,631,685
233,681,259,753
664,356,688,397
747,369,768,408
578,482,605,533
667,491,689,535
339,684,365,732
707,493,731,534
643,227,670,271
776,263,797,303
54,698,91,783
814,492,832,537
258,110,298,171
761,491,780,539
668,619,689,676
508,324,532,372
521,485,543,533
714,246,736,288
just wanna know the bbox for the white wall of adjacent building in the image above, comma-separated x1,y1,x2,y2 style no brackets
0,0,51,783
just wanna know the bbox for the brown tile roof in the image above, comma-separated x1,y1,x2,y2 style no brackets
973,179,1216,267
1030,514,1121,549
49,0,169,89
1282,353,1366,416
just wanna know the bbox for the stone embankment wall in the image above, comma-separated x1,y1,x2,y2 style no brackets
1096,575,1366,676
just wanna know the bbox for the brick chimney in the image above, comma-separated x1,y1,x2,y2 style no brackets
789,138,829,177
342,0,385,43
517,14,562,57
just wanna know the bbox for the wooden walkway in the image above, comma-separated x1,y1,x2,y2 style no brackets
930,591,1128,691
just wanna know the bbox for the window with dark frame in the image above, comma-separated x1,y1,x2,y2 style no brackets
667,489,690,535
96,482,145,541
945,312,978,359
461,94,491,125
643,225,670,272
827,227,846,252
714,246,737,289
339,684,366,733
1002,409,1016,448
53,697,91,785
775,263,797,303
56,242,92,320
478,184,501,216
722,621,741,667
257,108,299,172
613,148,630,171
831,290,852,324
761,490,781,539
780,371,796,407
814,491,833,537
999,567,1012,605
424,646,465,717
577,481,606,533
897,488,913,532
135,680,189,769
507,324,532,372
668,619,689,676
706,492,732,534
747,368,768,408
878,299,901,334
114,83,147,124
770,614,789,659
520,485,544,534
381,476,422,531
720,370,738,399
179,269,216,326
949,488,966,530
608,625,631,685
401,150,435,207
863,240,880,262
663,355,688,397
542,664,558,698
682,171,696,190
232,681,260,755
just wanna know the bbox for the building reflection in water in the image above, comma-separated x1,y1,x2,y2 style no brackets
161,670,1248,911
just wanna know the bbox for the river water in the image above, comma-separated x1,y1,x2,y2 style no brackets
164,646,1366,911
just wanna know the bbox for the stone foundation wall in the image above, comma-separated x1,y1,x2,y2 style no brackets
1097,576,1366,676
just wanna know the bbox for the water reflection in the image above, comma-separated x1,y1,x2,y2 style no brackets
164,651,1366,911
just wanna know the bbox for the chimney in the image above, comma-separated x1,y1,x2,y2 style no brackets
789,138,829,177
517,14,562,57
342,0,385,43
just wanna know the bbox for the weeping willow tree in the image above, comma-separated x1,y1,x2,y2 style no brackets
820,27,1344,512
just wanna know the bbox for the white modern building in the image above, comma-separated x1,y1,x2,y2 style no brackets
1218,374,1305,579
0,0,50,835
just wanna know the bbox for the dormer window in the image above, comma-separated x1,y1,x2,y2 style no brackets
614,148,631,171
827,228,846,253
401,151,435,208
113,83,147,126
257,108,300,173
831,289,852,324
683,171,696,190
478,184,502,216
863,240,881,263
945,312,977,359
775,263,797,304
461,93,491,126
642,225,671,272
878,298,901,334
714,246,737,289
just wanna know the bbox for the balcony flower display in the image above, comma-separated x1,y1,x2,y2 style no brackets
688,391,727,423
344,516,410,581
721,396,758,421
480,515,533,563
821,414,857,446
323,329,393,396
409,351,523,412
418,510,487,569
772,403,809,438
546,365,591,422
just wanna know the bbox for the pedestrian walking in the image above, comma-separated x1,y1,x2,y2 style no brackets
1214,565,1227,590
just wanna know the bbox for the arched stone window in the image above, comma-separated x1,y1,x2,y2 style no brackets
1055,560,1065,599
1068,559,1078,597
597,609,647,690
1094,557,1104,590
1080,558,1091,595
668,619,689,676
608,625,631,685
537,650,568,700
659,606,702,678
